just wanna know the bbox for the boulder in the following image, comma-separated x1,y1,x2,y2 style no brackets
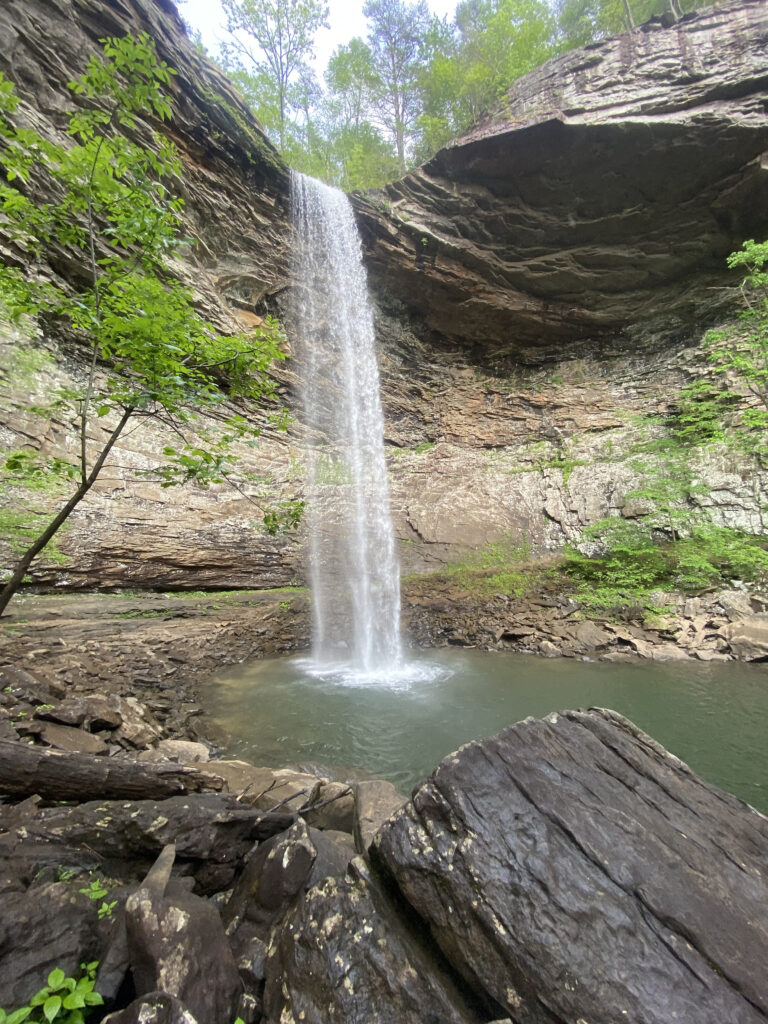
125,888,241,1023
102,992,199,1024
723,614,768,661
0,881,100,1006
304,780,355,832
262,857,484,1024
373,708,768,1024
223,819,352,938
353,779,404,854
35,695,122,731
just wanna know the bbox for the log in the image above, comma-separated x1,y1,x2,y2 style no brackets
0,738,223,802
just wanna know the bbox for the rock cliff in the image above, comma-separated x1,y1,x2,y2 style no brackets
0,0,767,620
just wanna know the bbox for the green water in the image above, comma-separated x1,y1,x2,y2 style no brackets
203,650,768,812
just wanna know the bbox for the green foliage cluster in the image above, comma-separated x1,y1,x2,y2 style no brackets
561,521,768,615
0,964,103,1024
437,536,539,599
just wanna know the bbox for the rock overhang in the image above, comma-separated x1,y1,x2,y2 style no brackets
353,0,768,362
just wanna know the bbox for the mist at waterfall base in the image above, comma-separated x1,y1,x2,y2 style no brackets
290,171,416,684
203,650,768,812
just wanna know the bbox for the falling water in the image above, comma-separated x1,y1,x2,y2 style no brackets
291,172,402,678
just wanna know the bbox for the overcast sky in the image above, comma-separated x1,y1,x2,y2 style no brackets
177,0,458,73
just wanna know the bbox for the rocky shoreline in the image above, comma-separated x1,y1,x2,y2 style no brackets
1,588,767,1022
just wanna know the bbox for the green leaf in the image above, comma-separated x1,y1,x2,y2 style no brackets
46,970,65,992
42,996,61,1023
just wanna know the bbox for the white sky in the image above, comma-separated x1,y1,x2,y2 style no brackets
177,0,458,74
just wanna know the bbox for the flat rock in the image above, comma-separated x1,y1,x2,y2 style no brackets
204,760,320,809
723,614,768,660
38,721,108,755
353,779,404,854
139,740,210,763
35,694,123,730
373,708,768,1024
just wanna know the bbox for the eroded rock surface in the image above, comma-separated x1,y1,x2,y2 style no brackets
372,708,768,1024
356,0,768,361
262,858,485,1024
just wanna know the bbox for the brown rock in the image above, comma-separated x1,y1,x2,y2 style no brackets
353,780,404,854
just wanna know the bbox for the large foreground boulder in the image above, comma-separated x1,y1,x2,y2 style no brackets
372,708,768,1023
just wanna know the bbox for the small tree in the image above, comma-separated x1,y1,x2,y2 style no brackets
221,0,329,152
0,34,299,615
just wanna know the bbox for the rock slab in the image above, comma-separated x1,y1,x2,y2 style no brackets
373,708,768,1024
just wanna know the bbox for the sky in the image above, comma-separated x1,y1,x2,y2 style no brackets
177,0,458,73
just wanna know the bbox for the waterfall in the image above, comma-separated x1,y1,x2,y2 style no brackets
290,172,402,677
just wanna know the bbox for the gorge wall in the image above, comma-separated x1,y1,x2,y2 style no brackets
0,0,767,594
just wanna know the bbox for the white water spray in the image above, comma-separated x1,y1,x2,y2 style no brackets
291,172,402,678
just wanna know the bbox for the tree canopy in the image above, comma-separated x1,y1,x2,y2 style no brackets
197,0,712,188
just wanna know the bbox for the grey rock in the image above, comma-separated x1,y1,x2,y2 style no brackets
723,614,768,660
38,721,108,755
0,881,100,1006
125,888,241,1023
102,992,199,1024
262,857,484,1024
373,708,768,1024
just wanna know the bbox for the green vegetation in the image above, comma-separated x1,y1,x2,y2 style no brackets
411,241,768,620
79,878,117,919
425,536,542,599
0,35,301,614
0,964,103,1024
561,521,768,615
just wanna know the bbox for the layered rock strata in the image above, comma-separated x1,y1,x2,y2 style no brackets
355,0,768,362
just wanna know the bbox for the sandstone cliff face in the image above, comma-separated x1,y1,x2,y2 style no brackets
0,0,767,595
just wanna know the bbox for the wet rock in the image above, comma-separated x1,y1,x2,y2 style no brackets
11,794,296,865
0,881,100,1006
262,857,484,1024
353,780,404,854
373,708,768,1024
126,887,241,1023
224,819,316,934
102,993,199,1024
